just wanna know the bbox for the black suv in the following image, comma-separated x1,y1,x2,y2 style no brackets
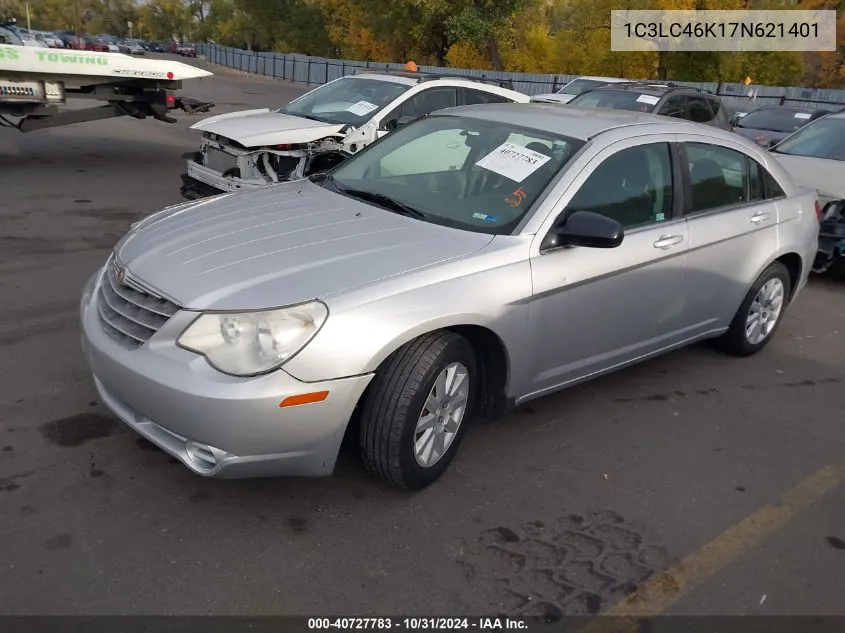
566,81,732,130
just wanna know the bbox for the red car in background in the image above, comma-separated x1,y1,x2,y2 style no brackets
81,36,109,52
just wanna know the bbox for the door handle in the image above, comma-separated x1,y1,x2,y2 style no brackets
653,234,684,250
750,211,771,224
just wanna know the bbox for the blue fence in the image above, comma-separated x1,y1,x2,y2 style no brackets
198,43,845,113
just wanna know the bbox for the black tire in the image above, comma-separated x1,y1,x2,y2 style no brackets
713,261,791,357
359,331,477,491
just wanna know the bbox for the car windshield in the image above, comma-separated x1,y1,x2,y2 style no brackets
324,115,585,235
771,118,845,161
737,108,818,133
278,76,412,125
0,26,24,46
569,89,658,112
560,79,612,96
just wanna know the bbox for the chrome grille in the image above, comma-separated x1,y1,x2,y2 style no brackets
203,147,238,174
96,261,180,349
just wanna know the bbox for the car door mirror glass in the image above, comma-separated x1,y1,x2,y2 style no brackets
542,210,624,251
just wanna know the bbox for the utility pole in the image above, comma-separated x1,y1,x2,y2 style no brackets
25,2,31,31
72,0,80,36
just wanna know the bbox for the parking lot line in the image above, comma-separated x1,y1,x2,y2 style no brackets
581,459,845,631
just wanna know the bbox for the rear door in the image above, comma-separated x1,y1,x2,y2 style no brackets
677,135,783,334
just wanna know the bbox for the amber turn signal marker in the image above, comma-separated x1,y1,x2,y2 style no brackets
279,391,330,408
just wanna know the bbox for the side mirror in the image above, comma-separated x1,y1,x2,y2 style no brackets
382,118,399,132
541,210,624,252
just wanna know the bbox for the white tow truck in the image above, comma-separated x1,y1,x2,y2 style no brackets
1,21,213,132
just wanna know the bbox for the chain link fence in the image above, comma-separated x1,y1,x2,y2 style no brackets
198,43,845,113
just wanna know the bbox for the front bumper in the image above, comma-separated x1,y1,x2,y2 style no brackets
79,269,373,479
180,173,225,200
185,159,267,197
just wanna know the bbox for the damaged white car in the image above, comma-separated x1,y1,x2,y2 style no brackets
180,71,530,199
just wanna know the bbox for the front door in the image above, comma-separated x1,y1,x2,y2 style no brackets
526,138,691,398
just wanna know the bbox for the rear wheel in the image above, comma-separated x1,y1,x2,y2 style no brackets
358,331,477,491
713,261,791,357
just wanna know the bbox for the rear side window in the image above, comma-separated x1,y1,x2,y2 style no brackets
688,97,715,123
749,159,786,201
707,98,722,116
749,159,764,201
461,88,511,105
685,143,747,212
764,171,786,199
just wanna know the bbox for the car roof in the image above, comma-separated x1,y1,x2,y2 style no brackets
351,73,421,86
352,70,519,91
584,82,715,98
569,76,628,83
436,102,730,141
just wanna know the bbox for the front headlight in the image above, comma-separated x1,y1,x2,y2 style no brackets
177,301,328,377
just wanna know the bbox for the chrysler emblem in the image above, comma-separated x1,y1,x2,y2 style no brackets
116,267,126,284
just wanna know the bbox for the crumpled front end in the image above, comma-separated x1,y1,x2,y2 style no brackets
181,131,353,199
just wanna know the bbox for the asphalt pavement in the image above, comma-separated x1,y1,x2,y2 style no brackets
1,56,845,619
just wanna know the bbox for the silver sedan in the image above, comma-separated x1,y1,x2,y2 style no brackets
80,104,820,490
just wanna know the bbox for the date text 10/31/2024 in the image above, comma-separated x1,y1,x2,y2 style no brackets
307,617,529,630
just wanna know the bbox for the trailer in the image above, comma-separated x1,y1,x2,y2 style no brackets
1,23,214,132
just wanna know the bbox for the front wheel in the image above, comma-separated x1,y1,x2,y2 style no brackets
358,331,477,491
713,261,791,357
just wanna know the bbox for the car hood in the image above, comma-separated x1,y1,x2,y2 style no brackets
114,180,494,311
190,109,346,146
770,153,845,199
530,93,574,104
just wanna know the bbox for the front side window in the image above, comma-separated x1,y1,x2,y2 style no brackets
659,95,687,119
279,76,412,126
566,143,674,229
569,89,659,113
770,117,845,161
326,115,584,235
388,87,458,123
685,143,748,212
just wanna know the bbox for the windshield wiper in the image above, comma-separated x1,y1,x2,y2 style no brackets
339,187,429,220
277,108,325,123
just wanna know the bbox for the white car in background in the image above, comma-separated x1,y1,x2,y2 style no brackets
530,76,628,104
768,110,845,274
180,71,530,199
